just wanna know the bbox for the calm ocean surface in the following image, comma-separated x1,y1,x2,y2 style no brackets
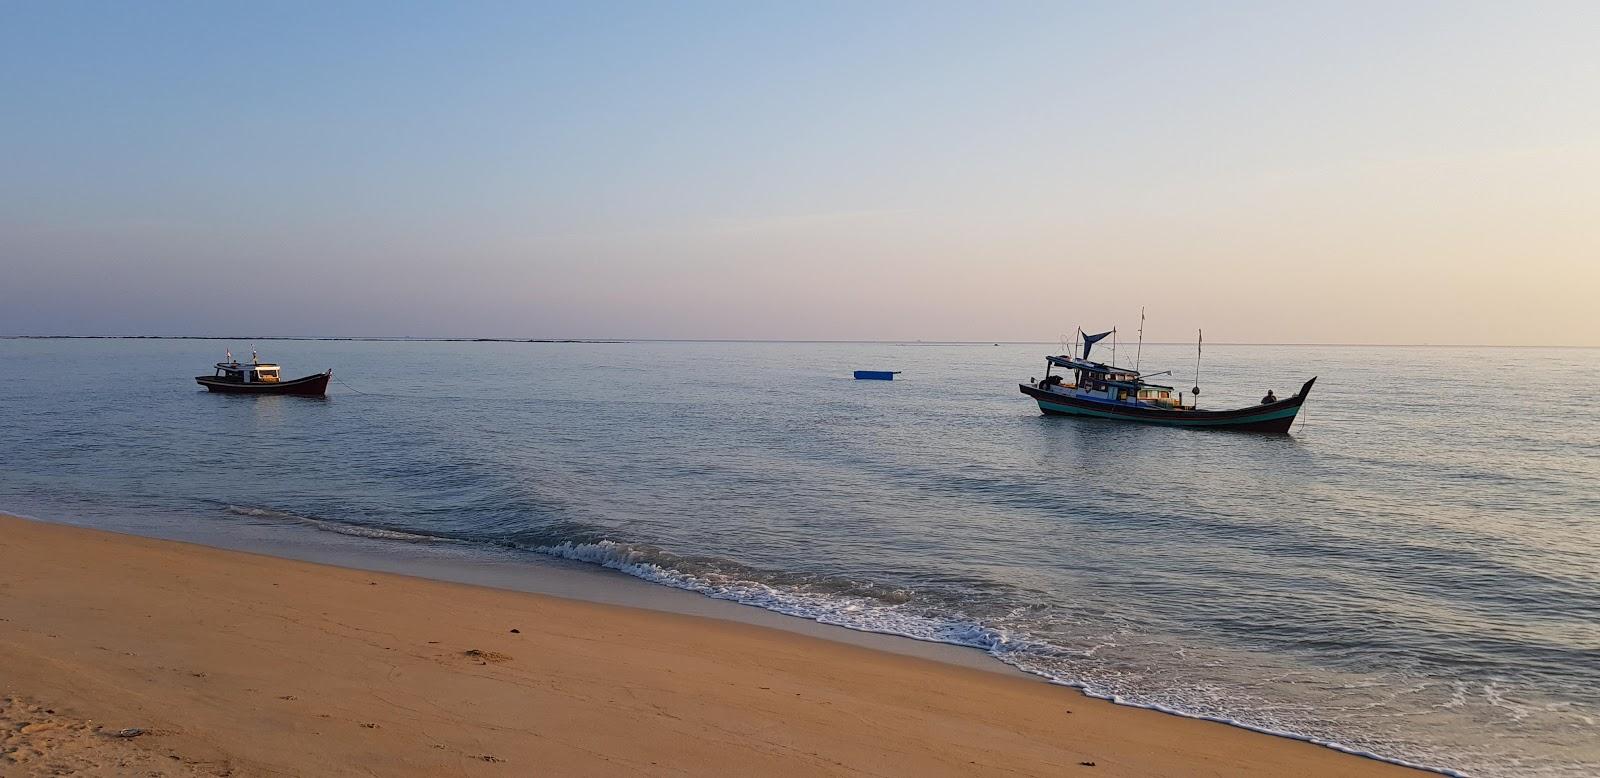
2,338,1596,776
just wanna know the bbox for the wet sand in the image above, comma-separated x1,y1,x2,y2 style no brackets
0,513,1429,776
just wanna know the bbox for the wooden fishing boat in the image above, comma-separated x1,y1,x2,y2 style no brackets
1019,329,1314,433
195,351,331,396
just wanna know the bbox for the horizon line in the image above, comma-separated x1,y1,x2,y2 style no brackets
2,335,1596,349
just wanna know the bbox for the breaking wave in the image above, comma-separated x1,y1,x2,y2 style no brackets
525,538,1466,777
222,501,1465,777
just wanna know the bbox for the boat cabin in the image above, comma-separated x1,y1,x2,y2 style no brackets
212,361,281,384
1035,355,1186,409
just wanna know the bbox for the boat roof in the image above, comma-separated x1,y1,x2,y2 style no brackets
215,362,279,369
1047,355,1176,390
1046,355,1141,376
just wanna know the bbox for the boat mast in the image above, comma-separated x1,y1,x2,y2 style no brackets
1135,307,1145,373
1191,329,1203,402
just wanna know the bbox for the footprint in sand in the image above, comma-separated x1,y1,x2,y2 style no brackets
1,696,208,775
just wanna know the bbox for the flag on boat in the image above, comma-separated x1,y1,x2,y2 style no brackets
1080,329,1114,361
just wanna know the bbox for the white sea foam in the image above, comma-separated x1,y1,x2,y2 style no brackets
228,510,1470,777
532,538,1470,778
534,540,1019,650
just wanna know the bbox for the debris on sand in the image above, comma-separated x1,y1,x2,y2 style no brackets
462,649,511,665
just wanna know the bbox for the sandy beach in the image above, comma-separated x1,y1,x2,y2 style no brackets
0,513,1428,777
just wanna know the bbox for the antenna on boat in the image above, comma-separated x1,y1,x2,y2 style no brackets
1191,329,1203,401
1111,327,1117,368
1135,307,1145,372
1073,327,1082,359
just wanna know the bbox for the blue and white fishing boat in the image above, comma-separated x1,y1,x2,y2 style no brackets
1019,328,1314,433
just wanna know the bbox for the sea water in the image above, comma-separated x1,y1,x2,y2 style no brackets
1,338,1596,776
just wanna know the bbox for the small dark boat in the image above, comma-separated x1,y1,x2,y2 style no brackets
1019,329,1314,433
196,351,331,396
854,370,902,380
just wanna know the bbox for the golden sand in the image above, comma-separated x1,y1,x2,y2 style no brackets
0,514,1426,776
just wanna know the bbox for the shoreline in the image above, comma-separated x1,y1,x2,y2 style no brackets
0,505,1019,676
0,512,1434,776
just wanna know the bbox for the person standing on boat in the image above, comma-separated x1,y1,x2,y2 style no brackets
1261,389,1277,404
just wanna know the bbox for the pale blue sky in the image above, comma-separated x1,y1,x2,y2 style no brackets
3,2,1597,343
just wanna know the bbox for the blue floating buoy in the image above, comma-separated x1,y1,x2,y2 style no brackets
853,370,901,380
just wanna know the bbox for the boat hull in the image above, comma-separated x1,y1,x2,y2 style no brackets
195,371,331,396
1019,377,1315,433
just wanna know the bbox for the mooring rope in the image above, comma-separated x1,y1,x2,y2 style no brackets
332,373,379,396
331,374,435,399
329,373,522,403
